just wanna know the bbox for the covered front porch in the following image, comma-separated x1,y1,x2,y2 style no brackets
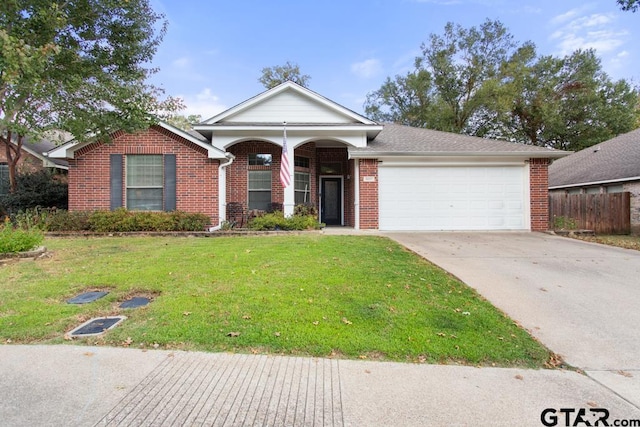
223,138,356,227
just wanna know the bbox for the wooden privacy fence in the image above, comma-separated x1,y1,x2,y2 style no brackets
548,192,631,234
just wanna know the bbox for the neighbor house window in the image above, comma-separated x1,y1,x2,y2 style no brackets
126,155,163,210
248,170,271,210
295,172,311,204
0,163,9,196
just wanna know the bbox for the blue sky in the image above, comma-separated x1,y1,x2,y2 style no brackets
149,0,640,120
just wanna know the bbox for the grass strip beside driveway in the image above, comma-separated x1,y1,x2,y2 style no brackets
0,235,550,367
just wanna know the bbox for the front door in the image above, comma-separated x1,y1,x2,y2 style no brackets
320,177,342,226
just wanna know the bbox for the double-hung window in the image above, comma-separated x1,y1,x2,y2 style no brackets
294,156,310,205
248,153,272,211
126,155,163,210
248,170,272,210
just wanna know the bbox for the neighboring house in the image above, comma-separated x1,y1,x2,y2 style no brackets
47,81,567,231
549,128,640,234
0,137,69,196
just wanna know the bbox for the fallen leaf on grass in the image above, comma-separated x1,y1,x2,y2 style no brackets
227,331,241,337
274,332,281,337
183,312,192,316
312,321,319,326
341,317,352,325
242,314,251,320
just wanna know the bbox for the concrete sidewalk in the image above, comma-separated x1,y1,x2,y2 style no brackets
1,345,639,426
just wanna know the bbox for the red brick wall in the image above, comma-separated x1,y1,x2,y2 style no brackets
358,159,379,229
68,126,219,223
529,158,550,231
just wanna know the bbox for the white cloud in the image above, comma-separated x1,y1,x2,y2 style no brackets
179,88,227,120
351,59,383,79
550,10,629,56
172,56,191,69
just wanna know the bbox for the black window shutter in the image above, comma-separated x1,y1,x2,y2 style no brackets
110,154,123,210
164,154,177,211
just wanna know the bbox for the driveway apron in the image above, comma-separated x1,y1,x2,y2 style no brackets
384,232,640,408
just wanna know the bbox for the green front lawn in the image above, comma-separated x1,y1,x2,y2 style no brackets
0,235,551,367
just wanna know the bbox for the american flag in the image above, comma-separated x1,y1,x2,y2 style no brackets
280,124,291,188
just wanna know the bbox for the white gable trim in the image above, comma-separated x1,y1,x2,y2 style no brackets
47,122,228,160
200,81,377,125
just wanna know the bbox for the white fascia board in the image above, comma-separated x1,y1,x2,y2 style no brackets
373,155,528,167
549,176,640,190
157,122,227,159
47,124,228,160
46,140,82,159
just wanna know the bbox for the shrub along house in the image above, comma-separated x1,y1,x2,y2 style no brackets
47,81,567,231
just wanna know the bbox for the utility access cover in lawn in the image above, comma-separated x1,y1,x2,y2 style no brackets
66,291,108,304
119,297,151,308
68,316,126,337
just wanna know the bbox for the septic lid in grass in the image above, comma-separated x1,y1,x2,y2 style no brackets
68,316,126,337
67,291,108,304
119,297,150,309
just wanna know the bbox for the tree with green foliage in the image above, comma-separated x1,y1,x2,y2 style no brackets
367,19,529,134
0,0,181,193
365,20,639,151
164,114,203,131
258,61,311,89
618,0,640,11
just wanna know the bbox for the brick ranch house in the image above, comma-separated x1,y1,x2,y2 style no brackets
47,81,568,231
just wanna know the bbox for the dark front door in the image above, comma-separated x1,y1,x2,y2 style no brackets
321,178,342,226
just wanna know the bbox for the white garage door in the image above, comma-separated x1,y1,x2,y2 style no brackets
378,165,527,231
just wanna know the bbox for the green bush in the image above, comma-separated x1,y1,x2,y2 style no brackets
87,209,209,232
0,219,44,254
0,170,67,214
248,211,322,231
7,208,211,232
44,210,91,232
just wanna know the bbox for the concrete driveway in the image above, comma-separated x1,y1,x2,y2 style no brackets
384,232,640,408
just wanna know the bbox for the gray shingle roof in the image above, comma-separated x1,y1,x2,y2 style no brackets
548,128,640,188
350,123,568,157
19,138,69,169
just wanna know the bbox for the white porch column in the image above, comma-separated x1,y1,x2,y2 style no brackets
282,124,295,216
283,151,295,216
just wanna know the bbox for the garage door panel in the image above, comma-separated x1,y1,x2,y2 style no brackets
378,165,527,231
